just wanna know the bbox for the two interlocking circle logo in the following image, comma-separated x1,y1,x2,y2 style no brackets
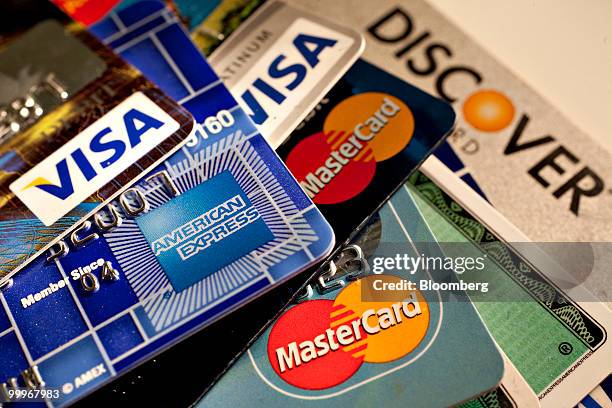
267,275,430,390
286,93,414,204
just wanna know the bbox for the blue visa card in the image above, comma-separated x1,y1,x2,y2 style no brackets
0,1,333,406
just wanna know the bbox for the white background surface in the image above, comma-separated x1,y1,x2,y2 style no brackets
427,0,612,152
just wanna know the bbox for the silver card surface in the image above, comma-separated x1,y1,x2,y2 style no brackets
208,1,364,148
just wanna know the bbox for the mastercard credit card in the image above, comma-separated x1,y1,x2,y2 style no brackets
289,0,612,309
279,58,455,241
197,180,504,407
207,0,364,148
0,0,194,284
0,2,334,406
197,161,550,408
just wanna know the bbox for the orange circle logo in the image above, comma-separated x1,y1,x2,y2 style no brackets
333,275,429,363
324,93,415,161
462,89,515,132
267,275,429,389
286,93,414,204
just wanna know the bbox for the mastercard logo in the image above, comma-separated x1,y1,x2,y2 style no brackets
285,93,414,205
267,275,430,390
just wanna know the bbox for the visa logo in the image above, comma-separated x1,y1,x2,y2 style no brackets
226,18,355,145
10,92,180,226
239,31,336,125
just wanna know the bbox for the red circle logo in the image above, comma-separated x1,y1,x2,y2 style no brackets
286,132,376,204
267,299,366,390
267,276,430,390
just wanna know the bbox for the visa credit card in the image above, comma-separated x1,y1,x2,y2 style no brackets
207,1,364,148
0,0,194,283
198,188,504,407
0,2,334,406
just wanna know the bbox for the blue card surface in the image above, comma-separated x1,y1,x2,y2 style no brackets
0,1,333,406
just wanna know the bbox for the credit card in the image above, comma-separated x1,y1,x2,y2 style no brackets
288,0,612,305
278,58,455,241
207,1,364,148
0,2,334,406
0,0,194,284
416,157,612,408
175,0,266,56
197,195,504,407
460,356,539,408
199,157,610,408
52,0,264,56
72,46,454,408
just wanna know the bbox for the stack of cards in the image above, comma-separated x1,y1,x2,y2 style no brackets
1,0,610,407
0,0,336,406
285,1,612,406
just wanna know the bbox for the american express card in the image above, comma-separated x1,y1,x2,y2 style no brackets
0,1,334,406
73,44,454,408
196,173,504,408
0,0,194,284
288,0,612,308
207,1,364,148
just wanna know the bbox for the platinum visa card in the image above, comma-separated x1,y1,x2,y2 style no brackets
288,0,612,304
208,0,364,148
